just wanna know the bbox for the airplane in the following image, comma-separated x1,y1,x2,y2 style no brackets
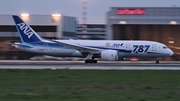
11,15,173,64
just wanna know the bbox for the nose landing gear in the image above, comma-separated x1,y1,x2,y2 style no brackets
156,58,161,64
156,60,159,64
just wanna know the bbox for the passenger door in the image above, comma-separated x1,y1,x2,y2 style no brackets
126,44,130,51
152,44,157,51
43,43,49,52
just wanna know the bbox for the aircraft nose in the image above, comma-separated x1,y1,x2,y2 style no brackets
169,49,174,56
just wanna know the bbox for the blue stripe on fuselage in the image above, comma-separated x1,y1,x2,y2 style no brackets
21,41,71,49
81,45,131,53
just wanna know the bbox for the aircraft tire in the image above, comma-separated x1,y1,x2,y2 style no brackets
85,60,97,63
93,60,97,63
156,60,159,64
85,60,89,63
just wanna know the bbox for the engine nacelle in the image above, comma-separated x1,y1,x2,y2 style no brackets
101,50,118,61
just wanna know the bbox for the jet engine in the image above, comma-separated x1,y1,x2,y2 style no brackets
101,50,118,61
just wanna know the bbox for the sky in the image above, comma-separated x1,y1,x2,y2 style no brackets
0,0,180,24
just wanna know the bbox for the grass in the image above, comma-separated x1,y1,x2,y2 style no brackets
0,69,180,101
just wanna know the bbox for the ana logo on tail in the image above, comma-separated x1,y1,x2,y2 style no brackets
17,23,33,38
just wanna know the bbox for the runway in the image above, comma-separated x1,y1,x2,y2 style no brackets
1,60,180,65
0,65,180,70
0,60,180,70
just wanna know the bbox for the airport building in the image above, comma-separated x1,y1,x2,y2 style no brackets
0,14,77,59
107,7,180,47
76,24,106,39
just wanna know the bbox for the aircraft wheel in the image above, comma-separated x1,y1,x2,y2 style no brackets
85,60,97,63
93,60,97,63
156,60,159,64
85,60,89,63
156,57,161,64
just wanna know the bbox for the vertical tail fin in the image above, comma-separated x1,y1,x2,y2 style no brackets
12,15,43,43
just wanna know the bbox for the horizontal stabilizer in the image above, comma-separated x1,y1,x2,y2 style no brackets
6,42,33,48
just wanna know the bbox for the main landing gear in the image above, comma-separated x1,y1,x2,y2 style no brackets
85,59,97,63
84,54,97,63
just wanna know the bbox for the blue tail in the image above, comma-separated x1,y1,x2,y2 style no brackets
12,15,43,43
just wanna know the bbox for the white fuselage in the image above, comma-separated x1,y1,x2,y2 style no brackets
14,40,173,59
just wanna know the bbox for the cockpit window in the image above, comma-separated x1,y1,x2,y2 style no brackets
163,46,168,49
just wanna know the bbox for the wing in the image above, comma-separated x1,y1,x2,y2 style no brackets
52,40,101,54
